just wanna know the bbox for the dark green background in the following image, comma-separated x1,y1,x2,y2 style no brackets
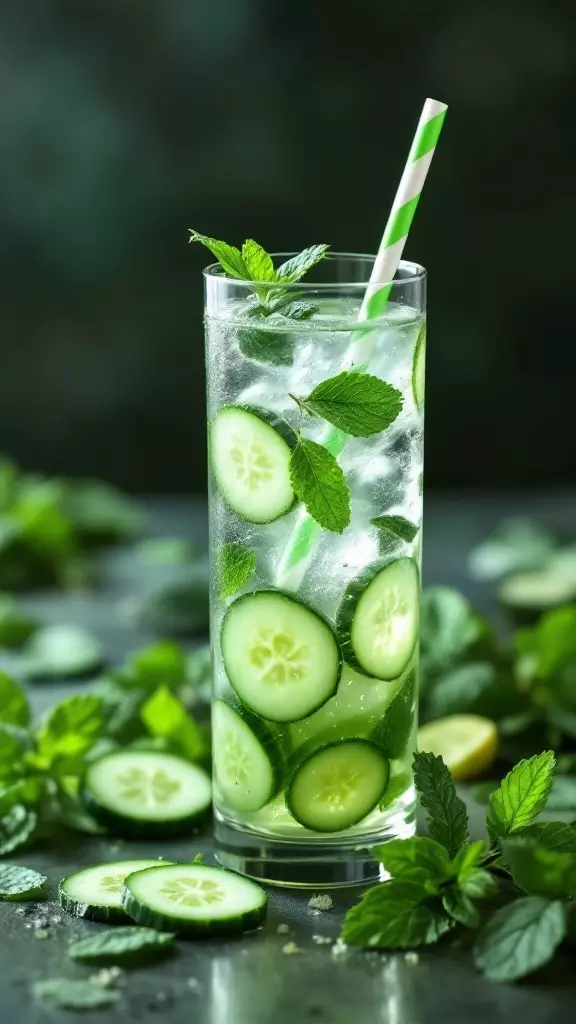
1,0,574,491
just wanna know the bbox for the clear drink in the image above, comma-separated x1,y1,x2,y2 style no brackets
204,253,426,885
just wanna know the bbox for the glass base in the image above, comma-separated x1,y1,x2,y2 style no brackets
214,794,417,888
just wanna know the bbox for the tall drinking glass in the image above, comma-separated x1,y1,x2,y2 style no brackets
204,253,426,886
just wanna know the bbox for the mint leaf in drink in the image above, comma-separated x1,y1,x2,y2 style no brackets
371,515,419,545
342,879,452,949
0,804,37,854
474,896,566,982
218,542,256,601
379,772,411,810
69,926,174,962
241,239,275,282
189,230,248,279
372,671,415,759
141,685,206,761
33,978,120,1010
270,299,318,320
502,837,576,899
0,672,29,726
274,245,329,283
374,836,452,888
413,751,469,856
289,436,350,534
487,751,555,843
237,321,296,366
295,372,403,438
0,864,46,898
521,821,576,852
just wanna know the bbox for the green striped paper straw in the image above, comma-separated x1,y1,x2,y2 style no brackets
276,97,448,591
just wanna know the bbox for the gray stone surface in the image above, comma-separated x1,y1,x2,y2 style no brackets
2,496,576,1023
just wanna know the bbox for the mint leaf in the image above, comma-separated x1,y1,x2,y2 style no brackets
459,867,498,900
0,593,38,648
487,751,555,842
0,804,36,854
62,480,144,541
0,724,28,773
521,821,576,852
33,978,120,1010
342,879,452,949
474,896,566,982
371,515,419,545
237,322,296,366
141,685,206,761
23,624,103,680
69,926,174,962
442,888,480,928
0,672,29,727
275,244,329,283
36,694,104,768
372,671,415,759
420,587,492,682
295,372,403,437
519,605,576,679
424,662,525,724
271,299,318,320
189,230,248,279
375,836,451,888
413,751,469,857
502,837,576,899
0,864,46,897
125,641,188,690
241,239,275,282
218,542,256,601
289,436,350,533
379,771,411,811
469,519,556,581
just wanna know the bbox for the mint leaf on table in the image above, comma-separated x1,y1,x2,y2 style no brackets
419,587,493,684
487,751,555,843
517,605,576,679
0,864,46,897
371,515,419,545
141,685,206,761
61,480,144,542
293,372,403,437
422,661,525,725
468,519,556,581
372,671,415,759
342,879,452,949
20,624,103,680
0,593,38,648
69,926,174,962
413,751,469,857
274,245,329,283
0,804,37,854
289,436,350,533
32,978,120,1010
124,640,188,690
135,537,196,566
521,821,576,852
374,836,451,888
473,896,566,982
0,672,29,726
189,230,248,278
241,239,275,282
442,887,481,929
218,542,256,600
35,694,104,769
502,837,576,899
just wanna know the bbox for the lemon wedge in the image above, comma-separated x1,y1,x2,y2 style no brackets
417,714,498,780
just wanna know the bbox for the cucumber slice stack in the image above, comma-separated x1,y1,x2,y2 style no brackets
210,405,296,523
337,558,419,680
123,863,267,936
81,751,212,839
221,590,342,722
59,860,173,922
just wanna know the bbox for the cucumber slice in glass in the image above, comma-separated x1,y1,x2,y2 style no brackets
212,700,282,812
412,324,426,410
221,590,342,722
210,405,296,523
286,739,389,832
123,863,267,935
337,557,419,680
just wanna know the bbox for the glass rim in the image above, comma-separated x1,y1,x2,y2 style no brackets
202,251,427,289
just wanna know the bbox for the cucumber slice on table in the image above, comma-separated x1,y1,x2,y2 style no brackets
221,590,342,722
210,405,296,523
59,860,172,922
286,739,389,833
499,569,576,625
123,863,267,936
412,324,426,410
337,557,419,680
212,700,282,812
81,751,212,838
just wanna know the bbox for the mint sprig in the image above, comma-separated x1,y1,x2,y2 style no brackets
413,750,469,856
486,751,556,843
